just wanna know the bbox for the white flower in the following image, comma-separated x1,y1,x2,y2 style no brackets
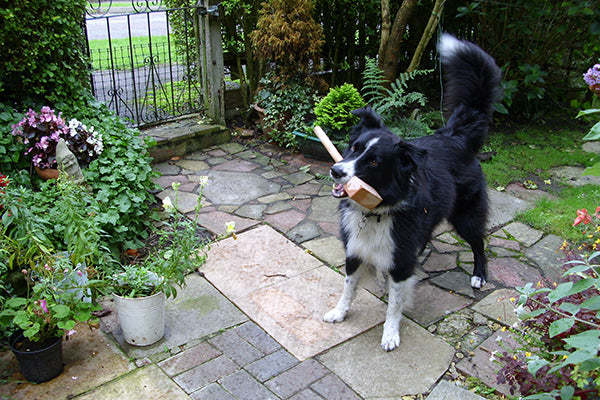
198,175,209,186
162,196,174,212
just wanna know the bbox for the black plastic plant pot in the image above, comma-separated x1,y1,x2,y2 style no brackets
9,331,64,383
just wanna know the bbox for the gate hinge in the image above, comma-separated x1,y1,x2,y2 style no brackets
197,2,220,16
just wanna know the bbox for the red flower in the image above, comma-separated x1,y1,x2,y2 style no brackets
573,209,593,226
596,206,600,219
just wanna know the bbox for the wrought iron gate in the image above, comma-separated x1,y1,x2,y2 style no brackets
85,0,222,127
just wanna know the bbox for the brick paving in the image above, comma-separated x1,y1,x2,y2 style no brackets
2,124,589,400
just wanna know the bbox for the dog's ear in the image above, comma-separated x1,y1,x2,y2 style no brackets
351,107,384,129
396,142,428,169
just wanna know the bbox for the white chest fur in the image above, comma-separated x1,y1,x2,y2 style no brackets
341,209,396,271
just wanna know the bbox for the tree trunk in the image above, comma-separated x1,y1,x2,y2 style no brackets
406,0,446,73
379,0,418,83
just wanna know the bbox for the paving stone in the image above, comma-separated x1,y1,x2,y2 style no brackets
471,289,519,327
302,236,345,267
203,170,280,205
197,210,260,235
173,355,239,394
264,209,305,232
430,271,475,298
524,234,565,282
219,369,279,400
437,232,459,244
213,158,260,172
431,240,465,254
318,322,454,398
1,325,134,400
488,236,521,251
286,171,315,185
425,380,486,400
209,329,265,367
458,251,474,263
317,221,341,238
583,141,600,154
190,383,235,400
259,192,293,204
154,162,181,175
233,322,282,355
176,159,210,171
286,181,324,197
265,359,329,399
490,247,520,258
158,341,222,376
433,220,453,236
487,190,530,229
156,188,201,214
551,166,600,186
265,201,293,215
504,182,556,203
488,257,543,287
309,196,340,224
207,148,229,157
76,364,189,400
423,252,457,272
406,282,473,326
219,142,247,154
207,157,229,166
290,198,312,212
310,373,362,400
236,204,267,219
501,222,543,247
155,174,189,190
245,348,299,382
287,220,321,243
461,326,494,352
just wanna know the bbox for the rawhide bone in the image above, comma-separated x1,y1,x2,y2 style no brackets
313,126,382,210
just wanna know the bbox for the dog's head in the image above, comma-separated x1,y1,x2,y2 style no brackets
330,108,427,208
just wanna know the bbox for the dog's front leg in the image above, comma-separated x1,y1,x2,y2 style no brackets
324,258,363,323
381,276,416,351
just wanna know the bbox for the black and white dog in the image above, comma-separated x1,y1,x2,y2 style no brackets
323,34,502,351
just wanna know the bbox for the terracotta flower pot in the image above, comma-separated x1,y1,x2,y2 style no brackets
34,166,59,180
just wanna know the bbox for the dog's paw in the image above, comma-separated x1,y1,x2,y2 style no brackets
323,308,346,323
471,276,486,289
380,330,401,352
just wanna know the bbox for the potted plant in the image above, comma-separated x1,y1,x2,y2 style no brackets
0,174,108,382
0,256,101,383
103,179,227,346
11,106,104,179
300,83,366,160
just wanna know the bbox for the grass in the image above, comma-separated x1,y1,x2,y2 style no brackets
482,122,596,189
481,119,599,242
88,36,178,70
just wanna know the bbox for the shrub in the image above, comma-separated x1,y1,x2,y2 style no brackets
314,83,366,133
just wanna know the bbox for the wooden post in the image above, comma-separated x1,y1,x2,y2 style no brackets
199,0,225,125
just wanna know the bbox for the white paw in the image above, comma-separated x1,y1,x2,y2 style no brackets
380,329,401,351
323,308,346,323
471,276,486,289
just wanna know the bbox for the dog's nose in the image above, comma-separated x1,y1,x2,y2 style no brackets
331,164,345,180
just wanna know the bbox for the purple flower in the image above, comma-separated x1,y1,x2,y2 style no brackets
39,299,49,313
584,64,600,94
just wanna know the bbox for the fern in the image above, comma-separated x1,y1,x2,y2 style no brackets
361,58,432,138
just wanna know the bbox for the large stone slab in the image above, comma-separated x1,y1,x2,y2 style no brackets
525,234,565,282
202,225,387,360
405,282,473,326
1,326,134,400
318,321,455,398
101,274,247,359
487,190,529,230
202,170,280,205
471,289,518,327
76,364,190,400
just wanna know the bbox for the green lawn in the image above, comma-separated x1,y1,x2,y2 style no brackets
88,36,176,70
481,120,599,242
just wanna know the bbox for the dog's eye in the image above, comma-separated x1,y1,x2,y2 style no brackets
370,159,378,167
351,145,356,152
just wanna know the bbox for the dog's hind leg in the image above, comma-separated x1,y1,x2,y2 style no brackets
324,257,363,323
449,199,488,289
381,276,416,351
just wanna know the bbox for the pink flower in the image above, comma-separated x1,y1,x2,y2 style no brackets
573,209,593,226
39,299,49,313
596,206,600,219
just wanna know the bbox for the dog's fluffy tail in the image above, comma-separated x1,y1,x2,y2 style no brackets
438,33,502,153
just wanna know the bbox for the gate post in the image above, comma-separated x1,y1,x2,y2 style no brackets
199,0,225,125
